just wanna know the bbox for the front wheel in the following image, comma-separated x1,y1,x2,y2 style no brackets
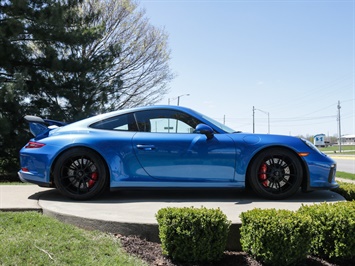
53,148,108,200
248,148,303,200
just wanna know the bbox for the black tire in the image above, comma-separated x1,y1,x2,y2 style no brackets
53,148,108,200
248,148,303,200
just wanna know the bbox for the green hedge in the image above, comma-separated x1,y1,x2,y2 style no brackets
240,208,312,266
333,181,355,201
298,201,355,259
155,207,231,263
153,181,355,264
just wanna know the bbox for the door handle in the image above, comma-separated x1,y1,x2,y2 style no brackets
136,144,156,151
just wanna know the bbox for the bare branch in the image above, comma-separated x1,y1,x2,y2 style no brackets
83,0,174,109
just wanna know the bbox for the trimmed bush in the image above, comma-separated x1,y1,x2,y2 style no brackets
155,207,231,263
333,181,355,201
240,208,312,266
298,201,355,260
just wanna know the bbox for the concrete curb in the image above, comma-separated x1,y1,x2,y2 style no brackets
38,188,345,251
0,185,348,251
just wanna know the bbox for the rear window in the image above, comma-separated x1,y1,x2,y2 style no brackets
90,114,138,131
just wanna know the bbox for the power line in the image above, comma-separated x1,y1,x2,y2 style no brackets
257,74,353,112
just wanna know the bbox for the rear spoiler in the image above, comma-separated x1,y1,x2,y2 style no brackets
24,115,68,127
24,115,68,138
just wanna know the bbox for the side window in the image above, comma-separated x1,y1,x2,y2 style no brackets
134,109,201,133
90,113,138,131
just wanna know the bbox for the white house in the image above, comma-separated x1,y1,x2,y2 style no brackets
339,134,355,145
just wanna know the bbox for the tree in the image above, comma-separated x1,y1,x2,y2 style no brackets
26,0,174,120
82,0,173,110
0,82,28,176
0,0,174,175
1,0,173,122
0,0,110,174
1,0,112,121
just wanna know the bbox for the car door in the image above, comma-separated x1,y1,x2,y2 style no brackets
131,109,237,182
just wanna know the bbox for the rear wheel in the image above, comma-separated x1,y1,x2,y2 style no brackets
53,148,108,200
248,148,303,200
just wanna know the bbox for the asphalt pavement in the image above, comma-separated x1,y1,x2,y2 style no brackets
0,183,348,250
330,154,355,173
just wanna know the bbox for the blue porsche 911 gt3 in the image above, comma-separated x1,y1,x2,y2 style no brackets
18,105,338,200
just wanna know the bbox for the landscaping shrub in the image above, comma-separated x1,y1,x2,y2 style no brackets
333,181,355,201
156,207,231,263
0,174,20,183
240,208,312,266
298,201,355,260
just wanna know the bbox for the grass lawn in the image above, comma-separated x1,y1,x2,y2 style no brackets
320,145,355,154
0,212,146,266
337,171,355,181
0,182,31,185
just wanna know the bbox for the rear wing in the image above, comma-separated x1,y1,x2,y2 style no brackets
24,115,68,138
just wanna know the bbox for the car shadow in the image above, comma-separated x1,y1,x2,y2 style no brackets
31,187,345,205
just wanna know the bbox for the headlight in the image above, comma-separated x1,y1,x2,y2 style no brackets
301,138,324,155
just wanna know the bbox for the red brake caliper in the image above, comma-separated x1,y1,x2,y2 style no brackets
88,172,98,188
259,163,268,187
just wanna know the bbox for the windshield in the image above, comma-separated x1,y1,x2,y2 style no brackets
200,114,236,133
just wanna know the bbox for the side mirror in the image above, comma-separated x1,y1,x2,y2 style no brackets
194,124,214,140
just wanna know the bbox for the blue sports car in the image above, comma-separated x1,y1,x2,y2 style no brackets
18,105,338,200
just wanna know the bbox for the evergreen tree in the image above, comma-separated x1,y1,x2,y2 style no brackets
0,0,173,176
0,78,34,176
1,0,119,122
0,0,113,175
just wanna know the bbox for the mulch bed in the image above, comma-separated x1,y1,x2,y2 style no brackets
115,234,353,266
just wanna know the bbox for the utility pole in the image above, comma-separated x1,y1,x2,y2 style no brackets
337,101,342,153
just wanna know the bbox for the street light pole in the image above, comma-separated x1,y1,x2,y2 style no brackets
177,94,190,106
168,94,190,106
253,106,255,133
168,94,190,133
337,100,342,153
253,107,270,134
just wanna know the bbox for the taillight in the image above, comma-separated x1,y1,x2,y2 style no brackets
25,141,46,148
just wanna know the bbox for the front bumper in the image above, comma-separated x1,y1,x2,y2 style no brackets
307,158,338,190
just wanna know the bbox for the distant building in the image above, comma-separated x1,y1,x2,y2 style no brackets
314,134,326,147
339,134,355,145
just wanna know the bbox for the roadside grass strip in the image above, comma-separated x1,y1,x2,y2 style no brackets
0,212,147,266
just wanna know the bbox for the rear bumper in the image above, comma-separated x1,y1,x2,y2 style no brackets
18,170,52,187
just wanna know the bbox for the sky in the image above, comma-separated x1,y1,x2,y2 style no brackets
139,0,354,137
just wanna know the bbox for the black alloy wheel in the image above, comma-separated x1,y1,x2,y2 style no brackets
248,148,303,200
53,148,108,200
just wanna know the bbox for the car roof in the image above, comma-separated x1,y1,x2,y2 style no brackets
63,105,200,128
